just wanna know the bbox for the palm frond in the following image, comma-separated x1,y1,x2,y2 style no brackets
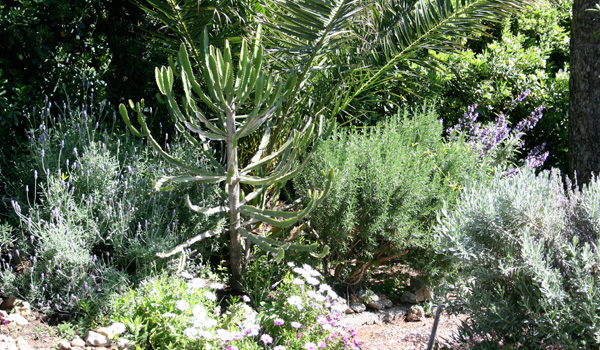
332,0,531,116
133,0,249,62
262,0,363,79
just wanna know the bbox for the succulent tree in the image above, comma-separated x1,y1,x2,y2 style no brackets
119,27,334,288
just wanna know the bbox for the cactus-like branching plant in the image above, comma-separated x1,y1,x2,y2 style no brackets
119,27,335,288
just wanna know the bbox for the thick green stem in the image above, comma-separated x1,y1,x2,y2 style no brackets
226,107,243,289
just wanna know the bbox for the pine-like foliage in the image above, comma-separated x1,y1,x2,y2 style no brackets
294,104,484,285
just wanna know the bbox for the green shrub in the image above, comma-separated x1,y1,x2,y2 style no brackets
294,104,485,285
1,96,225,315
436,168,600,349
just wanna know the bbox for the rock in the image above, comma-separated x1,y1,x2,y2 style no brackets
117,338,135,350
71,348,84,350
349,302,366,313
381,306,408,323
378,294,393,308
415,286,434,302
0,296,16,310
400,291,417,304
366,299,384,311
85,331,110,347
6,314,29,326
58,340,72,350
0,310,8,319
409,277,423,292
339,310,380,327
13,301,31,317
96,326,116,340
15,337,33,350
344,307,354,314
406,305,425,322
0,335,18,350
70,337,86,348
356,290,378,304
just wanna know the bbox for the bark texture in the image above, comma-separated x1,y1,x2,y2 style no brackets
569,0,600,185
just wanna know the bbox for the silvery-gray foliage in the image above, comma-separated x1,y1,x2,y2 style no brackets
436,168,600,348
1,97,224,314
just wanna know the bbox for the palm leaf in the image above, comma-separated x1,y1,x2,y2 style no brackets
332,0,531,117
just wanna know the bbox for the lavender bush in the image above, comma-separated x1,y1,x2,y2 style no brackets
446,90,548,172
0,96,225,314
436,168,600,348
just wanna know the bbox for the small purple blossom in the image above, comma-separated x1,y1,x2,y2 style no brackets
291,321,302,329
305,342,318,350
274,318,285,326
274,346,286,350
245,324,260,336
316,315,328,325
261,334,273,344
511,89,531,107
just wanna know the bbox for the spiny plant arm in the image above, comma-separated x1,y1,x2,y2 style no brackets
119,100,224,176
120,26,335,288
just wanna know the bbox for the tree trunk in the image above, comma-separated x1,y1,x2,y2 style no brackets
569,0,600,186
226,108,243,290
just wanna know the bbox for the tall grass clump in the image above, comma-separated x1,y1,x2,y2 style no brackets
436,168,600,349
1,96,225,315
293,104,485,285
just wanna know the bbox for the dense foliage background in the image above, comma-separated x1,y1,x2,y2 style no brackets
3,0,598,349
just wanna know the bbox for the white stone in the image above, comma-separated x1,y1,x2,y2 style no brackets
406,305,425,322
382,306,408,323
117,338,135,350
6,314,28,326
57,340,72,350
14,300,32,317
95,326,116,339
85,331,110,347
70,337,86,348
0,335,18,350
349,302,366,313
15,337,33,350
0,310,8,318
